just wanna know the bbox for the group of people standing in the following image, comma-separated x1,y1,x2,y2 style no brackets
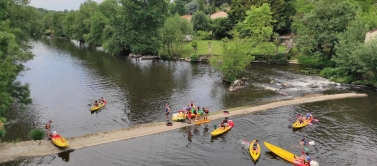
165,101,210,124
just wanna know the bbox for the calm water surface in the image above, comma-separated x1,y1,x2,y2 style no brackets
1,37,377,166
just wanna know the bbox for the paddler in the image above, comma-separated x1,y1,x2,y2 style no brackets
203,107,209,119
305,111,312,120
300,137,308,146
94,100,99,107
252,140,259,151
101,97,106,103
295,151,311,164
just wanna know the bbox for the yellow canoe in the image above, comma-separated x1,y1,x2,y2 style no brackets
292,117,312,129
90,101,106,111
51,134,69,148
194,118,211,125
249,140,261,161
264,141,309,166
172,111,186,121
211,120,234,136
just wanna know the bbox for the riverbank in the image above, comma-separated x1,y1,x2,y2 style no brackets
0,93,367,163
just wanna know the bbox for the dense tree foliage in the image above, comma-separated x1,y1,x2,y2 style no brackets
228,0,296,34
237,3,276,59
209,35,254,82
0,0,36,141
211,17,232,39
293,0,358,61
191,11,211,32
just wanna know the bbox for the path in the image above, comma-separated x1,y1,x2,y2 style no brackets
0,93,367,163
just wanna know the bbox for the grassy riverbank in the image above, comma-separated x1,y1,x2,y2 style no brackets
181,40,288,58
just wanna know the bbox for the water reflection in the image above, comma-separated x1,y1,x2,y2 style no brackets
57,150,73,162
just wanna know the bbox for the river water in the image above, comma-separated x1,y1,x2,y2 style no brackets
1,37,377,166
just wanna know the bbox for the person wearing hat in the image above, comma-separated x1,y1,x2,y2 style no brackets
165,103,171,120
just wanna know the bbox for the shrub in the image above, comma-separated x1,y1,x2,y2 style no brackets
196,30,212,40
28,129,45,140
190,53,202,62
320,67,337,78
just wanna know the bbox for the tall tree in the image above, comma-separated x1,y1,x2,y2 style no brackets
293,0,358,60
228,0,296,34
120,0,168,55
237,3,276,59
191,11,210,32
0,0,35,142
72,0,98,44
209,34,254,82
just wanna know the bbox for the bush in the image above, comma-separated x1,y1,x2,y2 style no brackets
196,30,212,40
320,67,337,78
253,53,288,64
28,129,45,140
190,53,202,62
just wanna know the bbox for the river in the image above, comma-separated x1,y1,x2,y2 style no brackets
1,37,377,166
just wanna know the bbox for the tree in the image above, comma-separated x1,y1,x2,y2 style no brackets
172,0,187,16
160,14,193,57
72,0,98,44
0,0,35,142
211,17,232,39
84,12,108,46
185,0,199,15
62,11,77,38
191,11,210,32
198,0,204,11
120,0,168,55
293,0,358,60
228,0,296,34
237,3,276,60
209,34,255,82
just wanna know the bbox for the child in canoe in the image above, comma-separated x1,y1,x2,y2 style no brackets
220,117,229,129
252,140,259,151
94,100,99,107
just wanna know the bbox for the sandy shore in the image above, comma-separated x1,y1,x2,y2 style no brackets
0,93,367,163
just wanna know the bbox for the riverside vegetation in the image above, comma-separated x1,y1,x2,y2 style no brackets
0,0,377,141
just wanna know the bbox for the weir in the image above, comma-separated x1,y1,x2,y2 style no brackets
0,93,367,163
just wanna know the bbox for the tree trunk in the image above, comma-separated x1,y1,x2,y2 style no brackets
328,45,334,60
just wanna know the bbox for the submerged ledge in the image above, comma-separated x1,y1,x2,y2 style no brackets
0,93,367,163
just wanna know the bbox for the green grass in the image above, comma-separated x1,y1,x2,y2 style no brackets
181,40,287,58
182,40,223,57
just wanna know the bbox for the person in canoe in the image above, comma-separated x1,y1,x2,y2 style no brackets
300,137,308,146
45,120,52,139
165,103,171,120
252,140,259,151
297,115,304,124
101,97,106,103
220,117,229,129
94,100,99,107
305,111,312,120
99,99,103,104
294,151,311,164
203,107,209,119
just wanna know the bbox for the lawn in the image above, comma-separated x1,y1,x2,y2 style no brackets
181,40,287,58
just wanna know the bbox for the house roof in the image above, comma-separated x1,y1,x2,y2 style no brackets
180,11,228,21
210,11,228,19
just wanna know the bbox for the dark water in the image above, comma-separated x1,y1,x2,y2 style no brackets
2,37,377,166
